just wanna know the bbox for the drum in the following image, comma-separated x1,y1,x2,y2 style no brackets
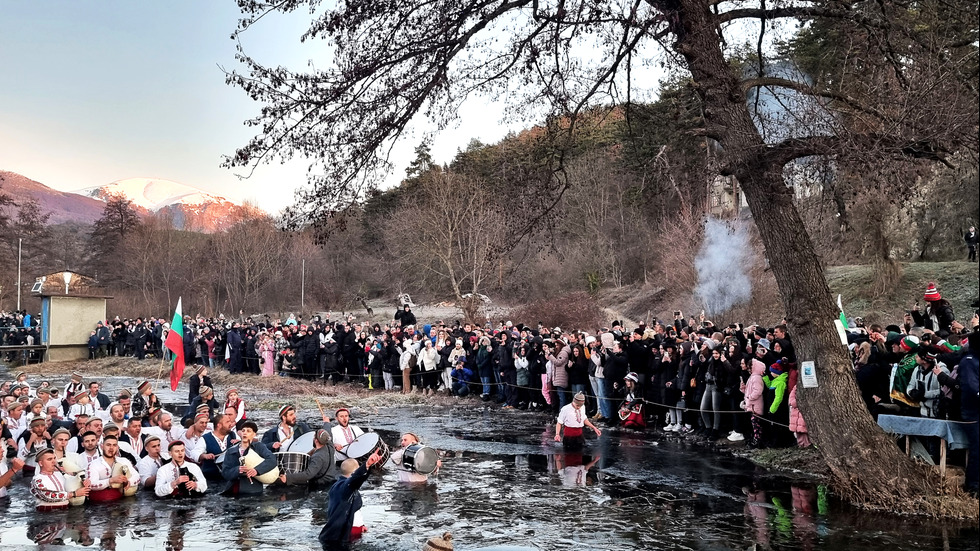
343,432,389,469
288,431,315,454
402,444,439,475
276,452,309,475
243,447,280,484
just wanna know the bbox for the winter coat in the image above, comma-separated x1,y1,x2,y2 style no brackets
515,356,530,387
766,370,789,415
912,301,956,334
547,346,571,388
567,352,590,386
743,359,766,415
476,343,494,378
788,386,807,433
907,363,949,418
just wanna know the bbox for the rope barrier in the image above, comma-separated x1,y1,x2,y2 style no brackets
266,365,978,426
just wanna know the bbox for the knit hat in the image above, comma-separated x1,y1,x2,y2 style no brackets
199,386,213,396
71,372,83,383
278,405,295,418
422,532,454,551
143,435,161,447
573,391,586,402
315,428,332,446
30,416,46,427
51,427,71,439
899,335,920,353
625,372,639,383
195,365,207,375
924,282,941,302
137,381,151,393
769,362,784,376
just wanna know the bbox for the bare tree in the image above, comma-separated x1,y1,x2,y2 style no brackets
227,0,979,511
385,170,508,322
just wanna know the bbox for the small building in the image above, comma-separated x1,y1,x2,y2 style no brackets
30,271,112,362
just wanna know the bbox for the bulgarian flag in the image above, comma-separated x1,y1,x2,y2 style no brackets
837,294,848,327
165,298,185,391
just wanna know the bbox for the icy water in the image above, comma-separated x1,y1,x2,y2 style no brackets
2,372,978,550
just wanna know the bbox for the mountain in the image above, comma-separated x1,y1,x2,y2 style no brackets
78,177,245,232
0,170,106,224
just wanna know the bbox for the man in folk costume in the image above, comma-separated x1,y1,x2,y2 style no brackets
278,428,339,489
195,412,238,481
31,448,90,511
18,417,51,476
86,435,139,502
144,411,184,454
76,431,102,468
155,440,206,498
554,392,602,451
118,417,145,459
136,435,167,488
181,412,210,462
221,421,276,496
49,428,83,475
330,407,364,460
261,404,314,452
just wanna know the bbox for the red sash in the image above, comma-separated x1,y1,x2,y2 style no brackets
89,488,123,503
564,426,583,438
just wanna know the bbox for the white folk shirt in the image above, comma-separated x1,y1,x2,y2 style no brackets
154,460,207,497
390,447,428,483
275,424,298,450
136,454,165,485
557,404,587,428
0,461,9,498
180,432,206,462
30,471,71,507
78,449,102,468
330,424,364,450
68,403,95,421
87,456,139,491
192,430,231,462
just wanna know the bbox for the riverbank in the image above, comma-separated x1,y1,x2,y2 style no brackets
10,357,978,521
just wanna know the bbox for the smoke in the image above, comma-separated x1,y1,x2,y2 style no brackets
695,218,753,315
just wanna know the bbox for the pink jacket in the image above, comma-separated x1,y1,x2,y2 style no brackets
742,359,766,415
789,386,807,433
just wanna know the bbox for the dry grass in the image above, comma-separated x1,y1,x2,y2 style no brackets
15,357,461,412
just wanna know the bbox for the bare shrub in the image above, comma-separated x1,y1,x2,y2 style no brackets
508,292,606,332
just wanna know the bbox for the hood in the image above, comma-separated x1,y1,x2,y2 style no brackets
751,358,766,376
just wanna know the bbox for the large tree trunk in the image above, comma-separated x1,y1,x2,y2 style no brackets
675,0,934,510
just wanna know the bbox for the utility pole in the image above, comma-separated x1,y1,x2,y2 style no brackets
16,238,22,310
301,259,305,311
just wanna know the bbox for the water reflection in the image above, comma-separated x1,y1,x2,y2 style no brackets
2,403,978,550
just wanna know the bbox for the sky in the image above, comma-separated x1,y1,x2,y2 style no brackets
0,1,520,213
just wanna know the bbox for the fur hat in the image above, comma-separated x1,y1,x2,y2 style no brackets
924,282,941,302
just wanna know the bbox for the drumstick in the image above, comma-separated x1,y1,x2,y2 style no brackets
314,398,328,421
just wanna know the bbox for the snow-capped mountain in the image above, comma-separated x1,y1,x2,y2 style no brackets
78,177,250,232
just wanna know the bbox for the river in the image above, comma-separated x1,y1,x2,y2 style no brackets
1,372,977,550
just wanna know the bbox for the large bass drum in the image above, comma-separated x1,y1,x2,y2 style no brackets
343,433,389,470
288,431,315,454
275,452,310,475
403,444,439,475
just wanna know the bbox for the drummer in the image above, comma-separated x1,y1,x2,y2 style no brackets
330,408,363,459
278,428,339,489
261,404,324,452
390,433,441,483
31,448,90,511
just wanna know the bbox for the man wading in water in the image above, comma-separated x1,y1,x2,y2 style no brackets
318,450,383,551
